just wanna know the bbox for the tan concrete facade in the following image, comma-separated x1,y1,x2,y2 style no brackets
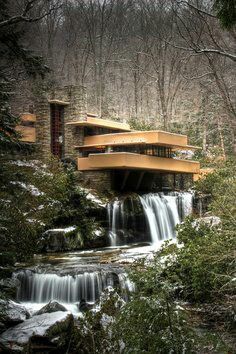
67,116,131,131
16,85,201,191
15,126,36,143
78,153,200,174
81,130,189,149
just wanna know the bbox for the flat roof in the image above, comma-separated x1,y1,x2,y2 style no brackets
66,117,131,131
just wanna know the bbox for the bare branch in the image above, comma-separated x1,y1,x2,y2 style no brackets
165,41,236,62
182,71,214,80
0,0,62,28
176,0,216,19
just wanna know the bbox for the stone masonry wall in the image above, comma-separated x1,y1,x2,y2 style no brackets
81,171,112,193
34,85,87,160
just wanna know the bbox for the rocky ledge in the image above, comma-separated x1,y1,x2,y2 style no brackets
0,311,74,353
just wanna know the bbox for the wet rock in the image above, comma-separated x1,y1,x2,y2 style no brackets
40,227,79,252
84,227,109,249
78,299,93,312
0,311,74,353
0,300,30,332
195,216,221,228
35,301,67,315
0,266,14,279
99,286,125,312
0,278,20,299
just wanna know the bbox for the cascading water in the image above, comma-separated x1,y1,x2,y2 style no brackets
12,191,193,317
15,269,133,306
108,191,193,247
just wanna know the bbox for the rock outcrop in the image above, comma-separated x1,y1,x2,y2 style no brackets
0,311,74,353
35,301,67,315
0,300,30,333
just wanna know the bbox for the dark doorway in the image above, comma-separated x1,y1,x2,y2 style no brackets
50,104,64,158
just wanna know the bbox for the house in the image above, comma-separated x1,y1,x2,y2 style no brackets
15,85,200,191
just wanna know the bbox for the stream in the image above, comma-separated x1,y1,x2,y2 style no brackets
13,191,193,316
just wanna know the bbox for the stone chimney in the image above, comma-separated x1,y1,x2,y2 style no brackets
34,84,87,160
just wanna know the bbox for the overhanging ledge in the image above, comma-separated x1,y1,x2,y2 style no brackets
66,117,131,131
78,152,200,174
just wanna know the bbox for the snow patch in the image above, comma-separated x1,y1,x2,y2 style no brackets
10,181,44,196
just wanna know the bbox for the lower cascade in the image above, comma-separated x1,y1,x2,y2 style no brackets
108,191,193,246
15,270,132,305
12,191,193,316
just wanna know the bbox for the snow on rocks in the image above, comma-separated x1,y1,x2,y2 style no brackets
80,187,108,208
193,216,221,228
45,226,77,234
10,181,44,196
40,227,78,252
34,301,67,316
0,300,30,328
0,311,74,352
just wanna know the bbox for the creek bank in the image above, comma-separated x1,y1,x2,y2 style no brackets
0,311,74,353
0,277,19,300
39,225,108,253
0,300,30,334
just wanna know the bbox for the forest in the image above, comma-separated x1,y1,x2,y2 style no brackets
0,0,235,353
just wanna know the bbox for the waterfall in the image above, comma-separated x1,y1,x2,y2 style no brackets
15,270,131,304
108,200,123,246
107,191,193,247
180,192,193,218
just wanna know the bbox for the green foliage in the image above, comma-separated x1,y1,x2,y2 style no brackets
214,0,236,29
174,219,235,302
0,0,49,153
113,296,196,354
128,117,154,131
195,159,236,229
111,257,198,353
0,158,69,261
70,289,123,353
0,83,21,153
0,157,100,262
52,168,99,246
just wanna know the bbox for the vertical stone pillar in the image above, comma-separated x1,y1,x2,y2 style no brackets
34,84,87,160
64,85,87,159
34,89,51,159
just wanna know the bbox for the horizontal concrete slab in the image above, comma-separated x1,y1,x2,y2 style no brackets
79,131,199,150
66,117,131,131
78,152,200,174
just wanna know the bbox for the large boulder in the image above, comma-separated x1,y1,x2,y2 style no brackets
194,216,221,228
40,227,79,252
34,301,67,315
0,300,30,334
0,277,20,299
0,311,74,353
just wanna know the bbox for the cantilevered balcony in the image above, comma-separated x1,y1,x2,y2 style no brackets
78,130,198,149
78,152,200,174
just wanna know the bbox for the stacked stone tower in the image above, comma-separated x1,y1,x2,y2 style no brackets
34,85,87,160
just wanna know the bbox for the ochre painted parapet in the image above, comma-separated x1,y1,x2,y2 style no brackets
78,131,199,150
66,116,131,131
16,126,36,143
78,152,200,174
20,113,36,123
